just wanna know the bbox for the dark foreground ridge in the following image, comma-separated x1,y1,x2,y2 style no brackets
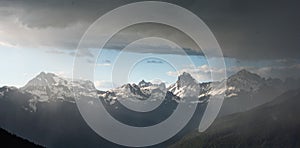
0,128,43,147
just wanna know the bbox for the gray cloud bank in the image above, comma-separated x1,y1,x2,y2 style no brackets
0,0,299,60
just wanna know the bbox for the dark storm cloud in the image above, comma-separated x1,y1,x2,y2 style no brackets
0,0,133,28
103,60,111,63
0,0,299,60
190,0,300,60
147,60,163,64
45,50,65,55
101,23,204,55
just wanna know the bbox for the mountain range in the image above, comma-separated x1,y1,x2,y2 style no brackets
5,69,297,116
0,70,299,147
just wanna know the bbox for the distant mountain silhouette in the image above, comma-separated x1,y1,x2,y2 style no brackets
172,88,300,148
0,128,43,147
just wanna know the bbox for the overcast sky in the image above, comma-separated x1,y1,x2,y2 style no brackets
0,0,299,89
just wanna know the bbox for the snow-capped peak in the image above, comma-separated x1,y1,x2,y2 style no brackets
21,72,97,104
227,69,264,92
99,80,167,104
229,69,261,81
138,80,152,87
177,72,198,88
168,72,200,99
23,72,64,88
